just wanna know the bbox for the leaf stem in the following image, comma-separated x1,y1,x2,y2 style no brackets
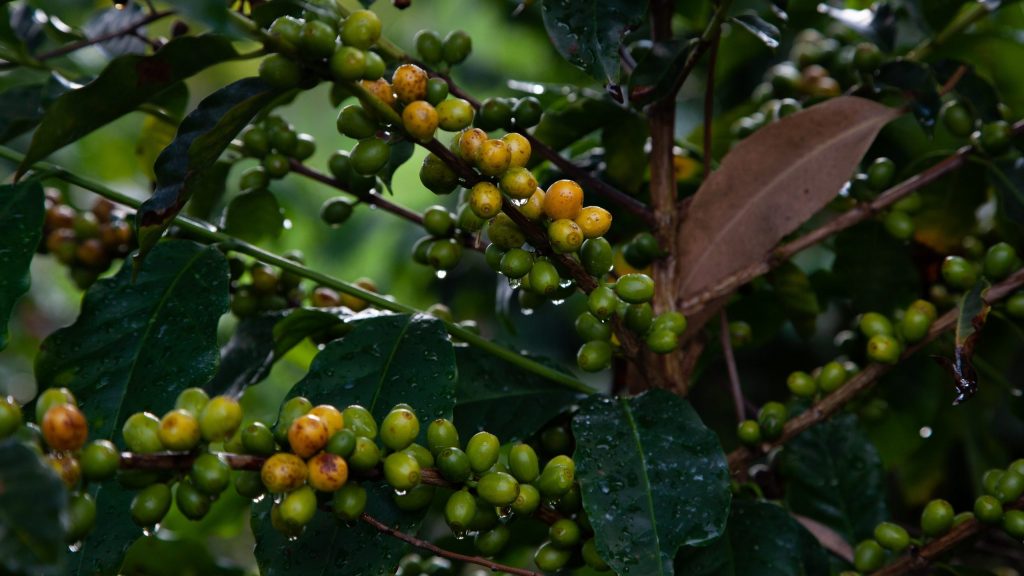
906,1,995,62
718,310,745,422
0,146,594,394
663,0,735,101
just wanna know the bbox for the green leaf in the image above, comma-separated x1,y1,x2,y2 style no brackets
540,0,647,83
184,160,232,221
778,413,888,543
629,39,692,105
173,0,231,35
601,111,648,194
16,35,240,178
137,77,280,262
223,189,285,243
0,180,43,350
272,307,348,358
205,312,288,396
0,77,68,143
532,95,622,153
573,390,732,576
121,534,246,576
729,12,781,50
454,346,582,440
35,239,229,438
833,221,920,312
0,439,68,576
987,156,1024,229
955,279,990,348
676,500,830,576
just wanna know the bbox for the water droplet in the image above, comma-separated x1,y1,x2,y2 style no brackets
435,270,447,280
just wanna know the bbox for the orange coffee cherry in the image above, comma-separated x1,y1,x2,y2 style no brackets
392,63,429,103
307,452,349,492
402,100,439,142
288,414,330,458
543,179,584,220
42,404,89,451
502,133,531,168
575,206,612,238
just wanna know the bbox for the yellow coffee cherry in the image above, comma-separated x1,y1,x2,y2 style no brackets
402,100,439,142
42,404,88,452
339,277,377,312
469,182,503,219
307,452,349,492
502,133,531,168
488,212,526,250
359,79,396,111
47,453,81,488
391,63,428,104
157,409,200,451
548,219,584,253
261,452,307,493
499,167,538,200
519,188,545,220
477,139,511,177
575,206,612,238
543,179,584,220
457,128,487,163
309,405,344,437
288,414,330,458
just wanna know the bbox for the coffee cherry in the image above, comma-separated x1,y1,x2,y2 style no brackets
261,453,307,493
512,97,542,129
424,419,459,456
978,120,1012,156
499,167,538,200
525,260,558,296
576,311,612,342
874,521,909,551
900,307,933,343
268,16,302,51
350,138,391,175
488,213,526,250
468,182,502,219
983,468,1004,496
477,139,511,176
730,321,753,347
867,333,901,364
577,340,613,372
436,98,474,131
298,20,336,60
502,443,539,484
996,469,1024,503
505,483,539,516
477,471,520,506
131,483,171,527
339,10,382,49
36,388,76,423
78,439,119,481
920,498,954,536
1007,291,1024,318
458,433,497,475
415,29,443,63
420,153,459,194
758,402,788,441
402,101,439,142
436,446,471,483
293,133,316,160
41,403,87,451
858,312,893,337
320,196,355,227
942,255,978,290
359,50,385,80
581,237,614,278
237,423,275,457
238,167,269,192
274,396,313,444
574,206,612,239
588,286,618,320
1003,509,1024,538
984,241,1017,280
423,78,448,107
499,248,533,279
422,206,454,237
549,219,584,254
242,126,270,157
337,105,378,140
381,408,420,451
787,371,817,398
262,152,290,179
549,518,581,548
737,420,761,446
199,395,242,442
623,303,652,334
853,539,884,572
342,404,378,438
884,210,914,240
331,482,367,521
305,451,348,492
442,30,472,65
499,133,531,169
158,409,200,451
445,489,477,532
646,330,678,354
279,485,317,529
65,492,96,542
259,54,302,89
974,494,1003,523
469,524,510,556
543,179,584,220
817,361,847,393
457,127,488,163
384,451,421,490
392,64,429,104
123,412,163,453
514,188,544,221
427,238,462,270
867,157,895,191
953,511,975,527
615,273,655,304
176,479,212,521
324,428,356,458
190,452,230,495
329,46,366,81
534,541,571,571
942,102,975,137
288,414,330,458
348,436,381,471
477,98,512,131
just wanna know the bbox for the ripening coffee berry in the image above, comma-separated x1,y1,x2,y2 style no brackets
329,46,366,81
392,64,428,104
974,495,1003,523
469,182,502,219
942,102,974,137
131,483,171,527
499,166,538,200
477,139,511,176
477,471,520,506
381,408,420,451
42,404,88,451
921,498,955,536
984,242,1017,280
261,452,307,493
436,98,474,131
80,440,120,481
787,371,817,398
500,248,533,279
200,395,242,442
289,414,330,458
543,179,584,220
758,402,787,440
442,30,472,65
36,387,76,423
488,213,526,250
259,54,302,89
501,133,531,168
858,312,893,337
402,100,439,142
817,361,847,393
941,255,977,290
534,541,571,571
191,452,231,495
615,273,655,304
332,482,367,521
343,404,378,438
123,412,163,453
158,409,200,451
874,521,910,551
307,451,349,492
275,396,313,443
737,420,761,446
549,219,584,254
350,138,391,175
457,127,487,163
576,206,612,238
348,436,382,471
340,9,382,49
853,539,885,573
384,451,422,490
577,340,613,372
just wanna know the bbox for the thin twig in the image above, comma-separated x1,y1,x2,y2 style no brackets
702,26,721,172
727,267,1024,474
680,119,1024,315
360,512,543,576
663,0,735,102
719,310,745,422
35,10,173,62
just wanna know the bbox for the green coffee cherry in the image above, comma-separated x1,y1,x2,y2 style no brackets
423,206,455,237
509,443,540,483
1008,292,1024,318
0,397,23,440
384,451,422,490
403,443,434,468
466,431,500,473
982,468,1004,496
853,539,885,572
858,312,893,337
191,453,230,495
320,197,355,227
123,412,163,453
646,330,679,355
65,492,96,543
615,273,655,304
974,495,1004,523
787,371,817,398
342,404,377,438
476,98,512,132
426,418,460,456
36,387,76,423
332,483,368,521
534,541,571,572
337,105,377,140
339,10,382,49
512,97,543,129
866,334,901,364
475,525,510,556
537,455,575,498
174,387,209,418
442,30,472,65
80,440,120,481
131,483,172,527
978,120,1012,156
445,489,477,533
652,311,687,335
362,50,385,80
239,167,269,192
381,408,420,451
588,286,619,320
942,102,974,137
176,479,212,521
900,307,933,343
1003,509,1024,538
293,133,316,160
499,248,533,279
576,312,612,342
817,361,847,393
577,340,613,372
279,486,317,528
866,157,896,191
737,420,761,446
477,471,520,506
874,521,910,551
996,469,1024,503
884,210,914,240
415,30,443,63
234,470,266,499
581,237,614,277
625,303,654,333
437,447,472,483
298,20,336,60
348,436,382,472
326,428,357,458
395,484,436,512
757,402,787,440
512,483,541,515
941,255,977,290
350,138,391,175
920,498,954,537
529,260,561,296
549,518,581,548
983,242,1017,280
329,46,366,81
268,16,302,51
199,395,242,442
259,54,302,89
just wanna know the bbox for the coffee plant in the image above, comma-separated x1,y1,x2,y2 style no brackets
1,0,1023,574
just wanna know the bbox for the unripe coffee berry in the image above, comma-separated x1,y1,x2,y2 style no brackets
576,311,612,342
983,241,1017,280
176,479,211,520
867,334,901,364
534,541,571,571
1003,509,1024,538
342,404,378,438
384,451,422,490
65,492,96,542
423,205,455,237
466,431,500,473
646,330,678,355
339,10,382,49
131,483,171,527
512,97,543,129
941,255,977,290
615,273,655,304
442,30,472,65
259,54,302,89
477,98,512,131
348,436,381,471
427,238,462,270
477,471,520,506
437,447,472,483
337,105,377,140
874,521,909,551
426,418,459,456
512,483,541,515
577,340,613,372
581,237,614,278
279,485,317,528
200,395,242,442
35,387,76,423
866,157,896,191
787,371,817,398
978,120,1012,156
588,285,618,319
858,312,893,337
549,518,581,548
123,412,163,453
884,210,914,240
853,539,884,572
942,102,974,137
974,494,1003,523
436,98,474,131
445,489,477,531
381,408,420,451
758,402,788,440
329,46,366,81
900,307,933,343
350,138,391,175
415,29,443,63
475,524,511,556
191,452,230,495
737,420,761,446
80,439,120,481
921,498,954,536
500,248,533,279
332,482,367,521
817,361,847,393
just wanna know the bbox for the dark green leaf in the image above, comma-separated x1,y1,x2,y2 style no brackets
833,221,919,312
676,499,830,576
601,111,648,194
778,413,888,543
137,77,280,262
935,61,1002,122
0,76,69,143
287,313,456,426
251,0,304,28
729,12,781,50
540,0,647,83
173,0,231,35
628,39,692,105
223,189,285,243
121,534,246,576
454,346,583,440
272,307,348,358
956,279,990,348
183,160,232,221
16,35,239,178
876,60,941,131
532,95,622,154
0,439,68,576
0,180,43,350
206,312,288,396
378,140,414,194
988,156,1024,229
36,240,228,439
574,390,731,576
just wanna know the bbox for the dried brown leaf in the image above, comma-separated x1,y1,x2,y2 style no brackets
674,96,901,301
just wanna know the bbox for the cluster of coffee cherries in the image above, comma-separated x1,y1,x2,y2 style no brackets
394,553,454,576
237,115,316,188
39,191,135,289
846,458,1024,574
0,388,120,545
